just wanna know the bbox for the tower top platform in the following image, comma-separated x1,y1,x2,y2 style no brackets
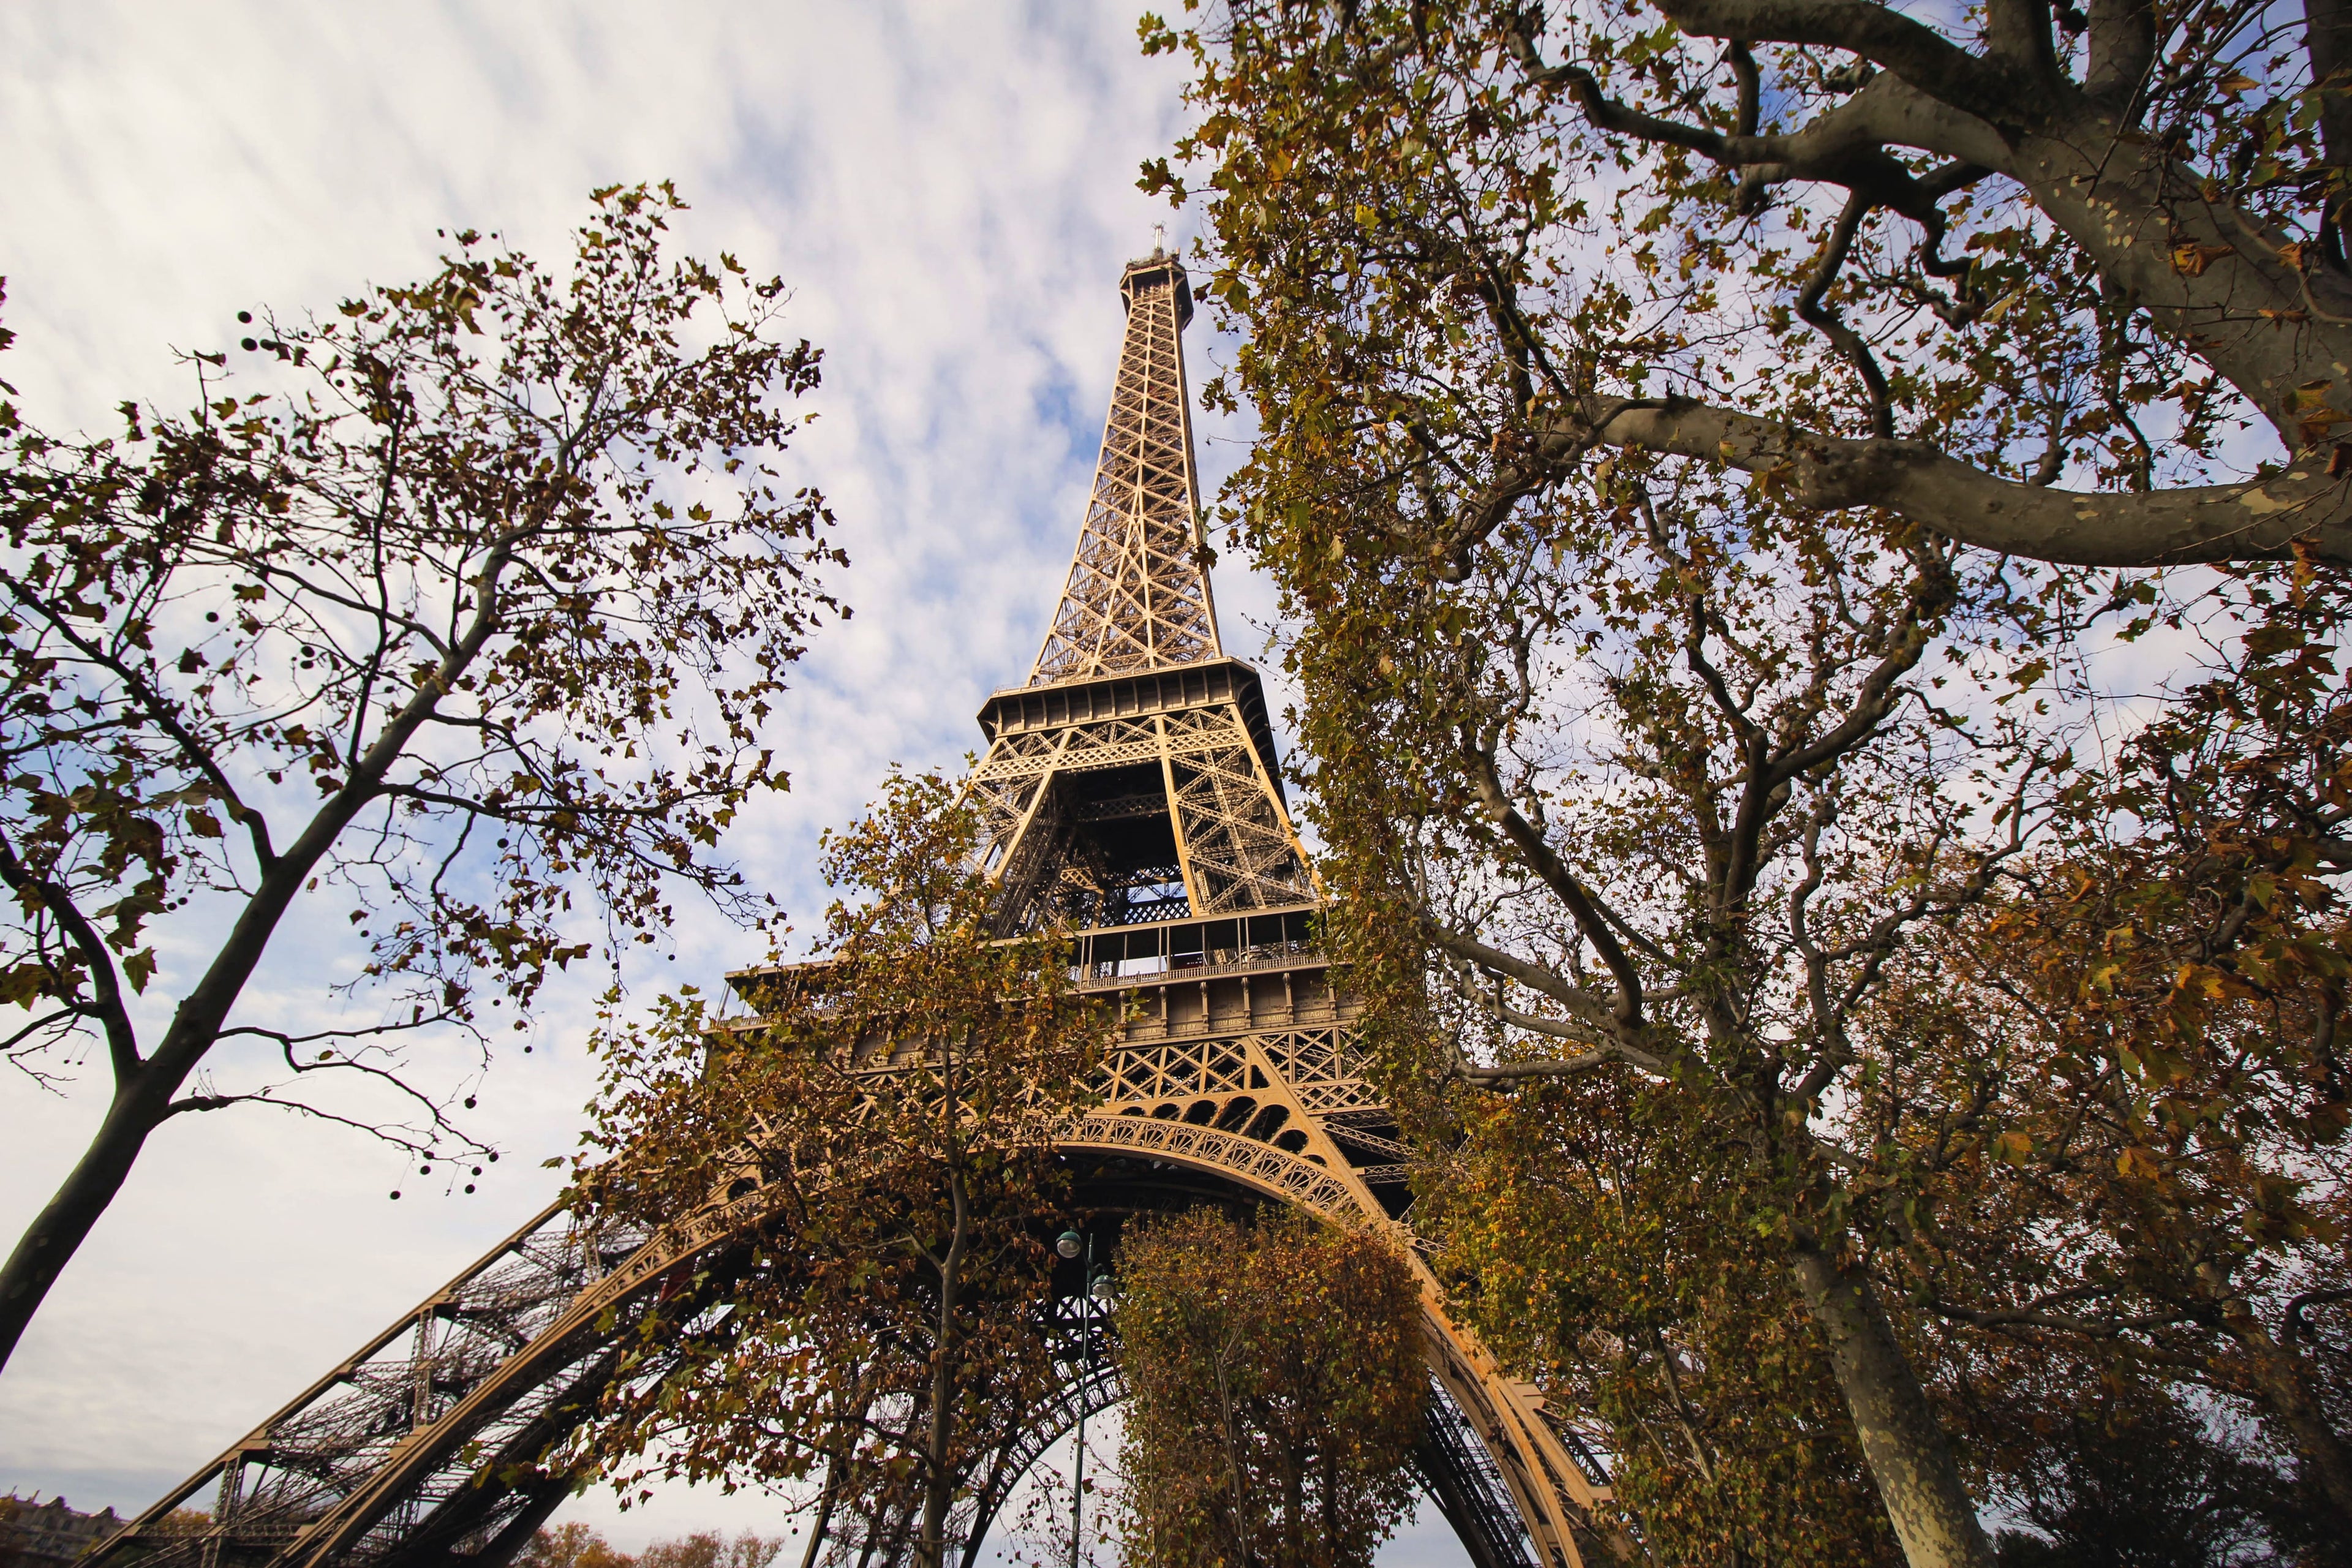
1118,248,1194,328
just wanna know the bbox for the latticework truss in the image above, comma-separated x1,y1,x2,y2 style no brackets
93,251,1623,1568
1028,253,1220,683
968,696,1314,932
86,1205,652,1568
960,1338,1544,1568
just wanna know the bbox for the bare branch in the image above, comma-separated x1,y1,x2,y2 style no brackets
0,829,142,1081
1457,739,1650,1027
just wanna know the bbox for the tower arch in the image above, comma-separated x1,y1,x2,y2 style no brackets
89,251,1618,1568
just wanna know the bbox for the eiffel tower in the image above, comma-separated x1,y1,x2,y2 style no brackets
89,250,1618,1568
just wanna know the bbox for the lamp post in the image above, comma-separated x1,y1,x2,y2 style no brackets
1054,1230,1090,1568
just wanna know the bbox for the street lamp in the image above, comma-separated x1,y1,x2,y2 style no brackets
1068,1230,1094,1568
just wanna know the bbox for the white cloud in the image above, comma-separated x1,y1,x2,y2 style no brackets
0,4,1449,1562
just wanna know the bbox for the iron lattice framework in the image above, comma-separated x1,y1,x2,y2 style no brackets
91,252,1620,1568
1028,254,1219,684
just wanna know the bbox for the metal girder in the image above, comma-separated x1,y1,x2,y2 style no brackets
952,1337,1549,1568
1028,252,1219,684
96,249,1621,1568
88,1207,650,1568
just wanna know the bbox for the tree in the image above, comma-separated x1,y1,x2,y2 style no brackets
1851,593,2352,1518
1145,0,2352,571
1979,1382,2290,1568
568,772,1118,1568
515,1523,641,1568
1426,1075,1902,1567
1213,377,2066,1564
0,184,843,1373
1110,1205,1425,1568
1136,6,2352,1563
637,1532,787,1568
513,1524,785,1568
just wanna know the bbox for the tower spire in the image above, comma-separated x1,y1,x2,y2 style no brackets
88,235,1617,1568
1028,251,1221,685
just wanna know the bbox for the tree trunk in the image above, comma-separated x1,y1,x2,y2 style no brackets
0,521,514,1376
1787,1247,1993,1568
799,1455,842,1568
916,1172,970,1568
1213,1344,1253,1567
1283,1447,1304,1567
0,758,393,1374
954,1401,1025,1568
0,1070,172,1369
2230,1311,2352,1521
2309,0,2352,249
1320,1446,1339,1561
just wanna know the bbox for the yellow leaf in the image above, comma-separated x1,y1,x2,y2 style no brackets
2171,243,2234,277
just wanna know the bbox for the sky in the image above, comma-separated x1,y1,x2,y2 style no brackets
0,4,1472,1564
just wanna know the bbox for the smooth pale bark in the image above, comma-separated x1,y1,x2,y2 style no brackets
1583,400,2352,567
1518,6,2352,568
1653,0,2352,437
1788,1248,1994,1568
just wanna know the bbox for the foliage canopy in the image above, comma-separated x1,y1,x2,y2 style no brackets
0,184,842,1373
573,772,1117,1568
1111,1205,1425,1568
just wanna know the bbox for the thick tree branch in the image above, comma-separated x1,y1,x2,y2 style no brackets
2084,0,2155,116
1582,398,2352,565
1983,0,2062,89
1460,1050,1616,1084
1653,0,2045,128
1517,9,2352,473
1509,26,2013,206
1429,924,1624,1028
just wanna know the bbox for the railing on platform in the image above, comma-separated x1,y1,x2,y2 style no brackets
1069,903,1321,988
